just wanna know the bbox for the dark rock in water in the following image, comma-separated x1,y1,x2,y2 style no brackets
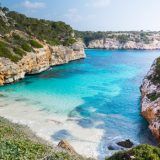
108,144,123,150
58,140,77,154
108,145,116,150
117,139,134,148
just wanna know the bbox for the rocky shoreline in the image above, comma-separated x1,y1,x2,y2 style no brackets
0,8,86,86
87,38,160,50
141,57,160,141
0,41,85,85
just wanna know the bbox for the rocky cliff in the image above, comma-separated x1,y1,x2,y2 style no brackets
76,31,160,50
88,38,160,50
0,7,85,85
0,37,85,85
141,57,160,141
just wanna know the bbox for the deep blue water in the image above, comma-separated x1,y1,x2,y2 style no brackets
0,49,160,157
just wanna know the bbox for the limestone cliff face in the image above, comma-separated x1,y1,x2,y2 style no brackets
0,42,85,85
88,38,160,50
141,58,160,141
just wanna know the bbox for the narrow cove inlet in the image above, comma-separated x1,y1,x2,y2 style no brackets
0,49,159,159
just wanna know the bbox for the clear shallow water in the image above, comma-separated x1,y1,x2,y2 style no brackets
0,49,160,158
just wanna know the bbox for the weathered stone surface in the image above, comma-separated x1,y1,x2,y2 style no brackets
88,38,160,50
58,140,77,154
141,58,160,141
0,41,85,85
0,58,25,85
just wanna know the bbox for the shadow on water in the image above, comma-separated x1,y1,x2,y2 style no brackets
37,68,90,79
27,59,87,79
52,129,74,141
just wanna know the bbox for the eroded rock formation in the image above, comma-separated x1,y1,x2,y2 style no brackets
88,37,160,50
141,58,160,141
0,41,85,85
58,140,77,155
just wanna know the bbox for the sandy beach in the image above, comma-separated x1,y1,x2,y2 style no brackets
0,96,104,159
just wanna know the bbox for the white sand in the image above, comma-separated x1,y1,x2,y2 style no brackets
0,98,104,159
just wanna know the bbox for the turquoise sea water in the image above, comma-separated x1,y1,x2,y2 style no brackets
0,49,160,157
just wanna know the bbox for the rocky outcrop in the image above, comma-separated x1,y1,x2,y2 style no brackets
58,140,77,155
88,38,160,50
0,10,9,25
0,41,85,85
141,58,160,141
117,139,134,148
0,58,25,85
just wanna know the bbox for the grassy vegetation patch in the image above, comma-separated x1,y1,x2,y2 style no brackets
117,35,130,44
12,33,21,41
150,58,160,85
13,47,26,57
0,41,20,62
30,40,43,48
0,118,51,160
11,33,27,45
0,117,89,160
147,92,160,101
1,7,76,47
0,139,50,160
21,43,32,52
0,32,37,62
0,17,12,35
6,10,75,46
63,38,76,46
106,144,160,160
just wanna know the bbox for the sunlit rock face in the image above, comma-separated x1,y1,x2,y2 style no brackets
88,37,160,50
0,41,85,85
141,58,160,141
0,58,25,85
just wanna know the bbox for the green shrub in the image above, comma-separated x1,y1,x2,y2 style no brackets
117,35,130,44
140,32,150,44
0,41,20,62
48,38,61,46
13,47,26,57
106,144,160,160
12,33,21,41
0,139,50,160
0,16,12,35
150,57,160,84
1,8,75,46
63,38,76,46
21,43,32,52
30,40,43,48
147,92,160,101
0,117,88,160
5,11,75,46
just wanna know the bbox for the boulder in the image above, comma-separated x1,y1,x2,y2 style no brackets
58,140,77,154
117,139,134,148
